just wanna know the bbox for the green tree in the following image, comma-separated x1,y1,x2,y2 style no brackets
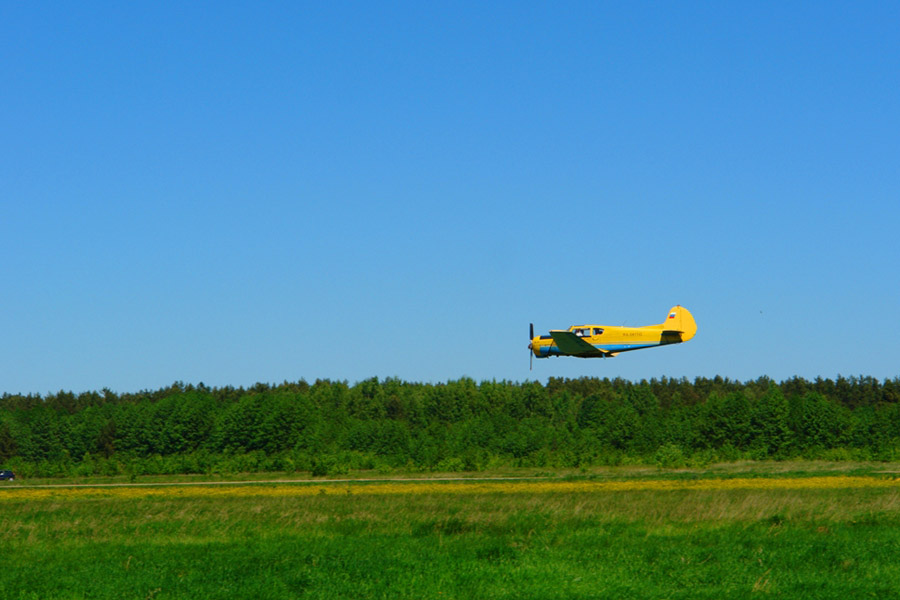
791,392,850,450
750,383,791,456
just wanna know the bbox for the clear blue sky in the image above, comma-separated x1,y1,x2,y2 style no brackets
3,2,898,394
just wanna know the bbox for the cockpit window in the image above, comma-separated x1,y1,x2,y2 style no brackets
574,328,589,337
593,328,604,336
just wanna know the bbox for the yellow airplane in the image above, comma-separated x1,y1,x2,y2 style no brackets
528,305,697,368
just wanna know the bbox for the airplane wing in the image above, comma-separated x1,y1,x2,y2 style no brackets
549,331,614,357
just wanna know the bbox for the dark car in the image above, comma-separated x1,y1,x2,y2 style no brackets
0,470,14,481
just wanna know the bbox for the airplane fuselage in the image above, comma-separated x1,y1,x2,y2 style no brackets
529,306,697,359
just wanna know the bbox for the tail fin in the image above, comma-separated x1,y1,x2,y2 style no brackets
663,306,697,341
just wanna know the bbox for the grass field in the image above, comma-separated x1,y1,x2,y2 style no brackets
3,464,900,599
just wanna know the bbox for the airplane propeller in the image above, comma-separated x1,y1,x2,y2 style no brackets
528,323,534,370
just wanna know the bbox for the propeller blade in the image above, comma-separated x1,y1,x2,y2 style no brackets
530,323,534,340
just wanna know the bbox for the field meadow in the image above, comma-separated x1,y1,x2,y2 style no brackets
2,462,900,599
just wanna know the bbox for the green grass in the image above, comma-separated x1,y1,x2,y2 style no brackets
3,465,900,598
8,523,899,599
9,457,900,487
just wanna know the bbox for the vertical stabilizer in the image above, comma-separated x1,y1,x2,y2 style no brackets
663,306,697,341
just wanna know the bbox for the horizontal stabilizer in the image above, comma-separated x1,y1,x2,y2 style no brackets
660,330,685,344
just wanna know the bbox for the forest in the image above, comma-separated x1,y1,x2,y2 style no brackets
2,375,900,477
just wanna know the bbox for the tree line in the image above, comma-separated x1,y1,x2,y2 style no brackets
1,375,899,477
